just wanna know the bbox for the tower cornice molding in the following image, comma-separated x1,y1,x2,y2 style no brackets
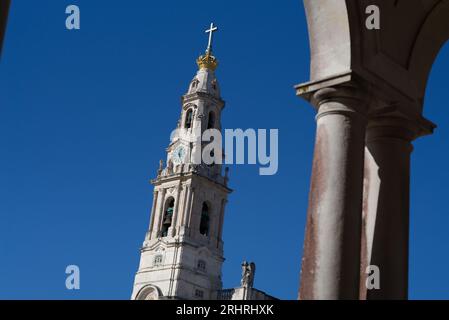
142,235,224,256
151,171,232,194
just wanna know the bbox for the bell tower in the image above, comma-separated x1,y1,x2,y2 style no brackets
131,23,232,300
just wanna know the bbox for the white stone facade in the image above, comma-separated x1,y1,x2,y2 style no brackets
131,30,277,300
131,49,231,300
131,173,230,300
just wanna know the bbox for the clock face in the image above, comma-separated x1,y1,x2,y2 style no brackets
172,145,186,165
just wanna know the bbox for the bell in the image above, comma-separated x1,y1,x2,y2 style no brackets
163,216,172,225
162,208,173,225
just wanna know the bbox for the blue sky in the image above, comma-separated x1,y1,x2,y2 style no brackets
0,1,448,300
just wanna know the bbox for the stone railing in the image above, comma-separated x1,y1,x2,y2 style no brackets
217,289,235,300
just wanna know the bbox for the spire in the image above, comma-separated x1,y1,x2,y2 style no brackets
197,23,219,71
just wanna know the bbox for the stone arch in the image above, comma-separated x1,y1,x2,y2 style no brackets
183,103,197,111
302,0,449,115
407,41,449,298
303,0,352,80
297,0,449,300
408,0,449,110
135,285,162,300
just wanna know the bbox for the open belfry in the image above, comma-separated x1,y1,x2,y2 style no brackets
131,24,275,300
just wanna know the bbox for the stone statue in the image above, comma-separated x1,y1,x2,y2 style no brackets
167,159,173,174
157,159,164,176
241,261,256,288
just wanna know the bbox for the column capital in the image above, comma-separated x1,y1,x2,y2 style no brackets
367,109,436,142
312,83,367,103
312,84,372,120
366,116,420,143
295,72,373,120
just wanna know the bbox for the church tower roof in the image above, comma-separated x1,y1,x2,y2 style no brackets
186,23,221,99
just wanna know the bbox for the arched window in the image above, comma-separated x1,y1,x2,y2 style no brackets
199,202,210,236
191,79,199,90
185,109,193,129
207,111,215,129
161,198,174,237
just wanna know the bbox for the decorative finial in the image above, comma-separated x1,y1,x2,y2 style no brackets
197,23,219,71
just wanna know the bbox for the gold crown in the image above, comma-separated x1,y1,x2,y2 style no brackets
196,52,218,71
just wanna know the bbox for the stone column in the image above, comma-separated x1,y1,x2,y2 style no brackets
217,199,226,240
177,184,188,233
186,187,195,237
170,184,183,237
179,185,192,236
360,117,419,300
299,85,369,300
152,188,166,239
182,186,192,226
147,190,159,240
